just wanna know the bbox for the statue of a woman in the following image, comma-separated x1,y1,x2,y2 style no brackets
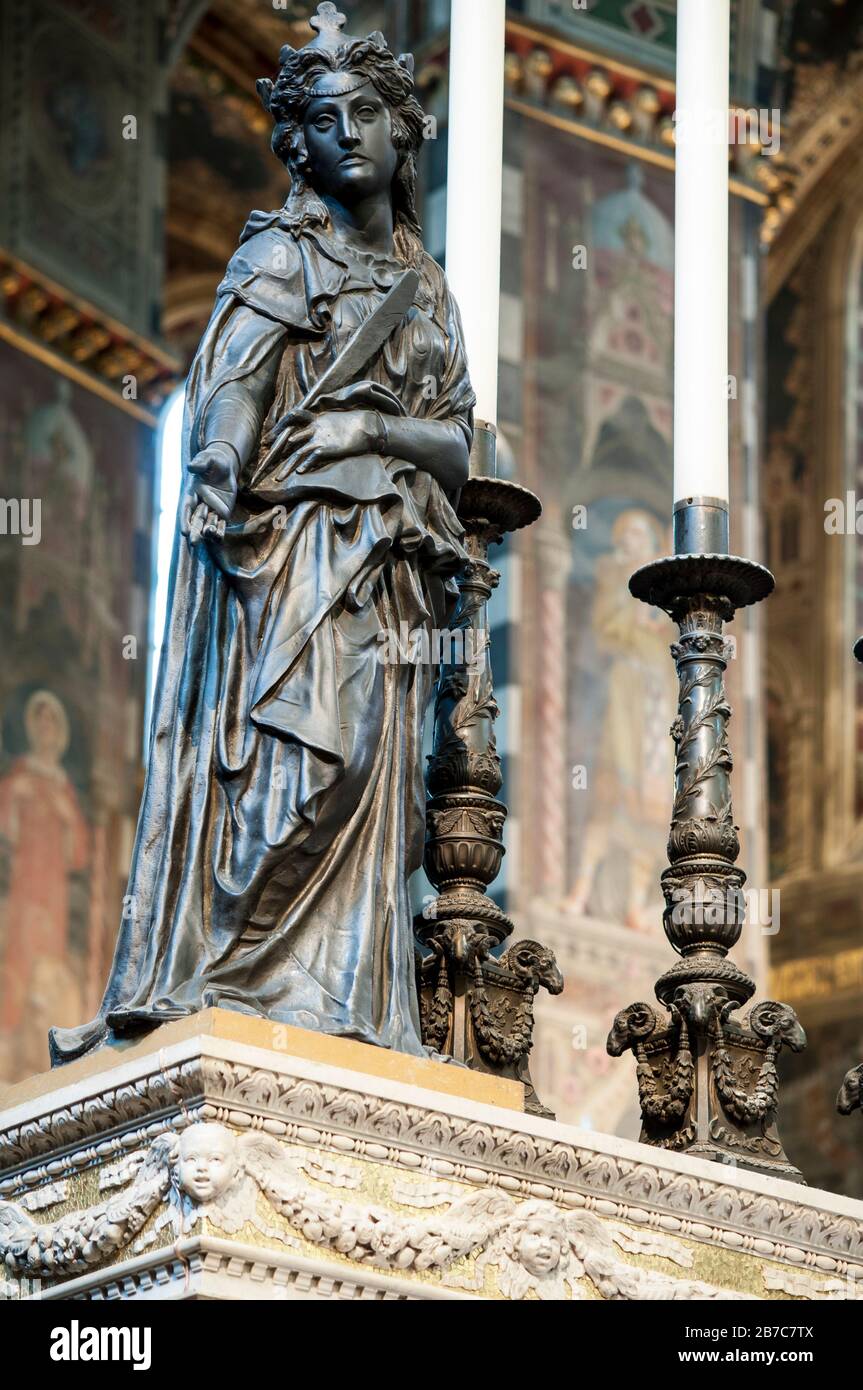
50,4,475,1065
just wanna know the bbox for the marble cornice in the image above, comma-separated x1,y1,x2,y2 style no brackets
2,1032,862,1285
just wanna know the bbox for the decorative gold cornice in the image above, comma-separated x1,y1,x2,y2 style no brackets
762,59,863,259
503,98,767,207
771,946,863,1011
505,17,676,92
0,250,181,427
499,28,774,213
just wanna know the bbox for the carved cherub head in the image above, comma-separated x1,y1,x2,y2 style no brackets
512,1207,566,1277
495,1200,580,1300
177,1123,241,1204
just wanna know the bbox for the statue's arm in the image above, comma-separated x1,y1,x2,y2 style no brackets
185,301,285,532
276,406,470,491
229,253,474,494
282,267,474,491
198,382,271,477
403,263,475,491
374,415,470,491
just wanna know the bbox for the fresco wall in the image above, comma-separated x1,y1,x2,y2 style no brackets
0,342,154,1082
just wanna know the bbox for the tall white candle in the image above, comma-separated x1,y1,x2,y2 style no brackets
445,0,506,428
673,0,730,504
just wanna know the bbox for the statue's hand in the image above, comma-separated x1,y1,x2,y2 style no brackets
276,410,384,480
188,443,239,517
186,502,225,543
181,442,238,542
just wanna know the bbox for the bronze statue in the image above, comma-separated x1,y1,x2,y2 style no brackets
50,3,475,1064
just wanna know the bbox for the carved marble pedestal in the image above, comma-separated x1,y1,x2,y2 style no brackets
1,1011,861,1302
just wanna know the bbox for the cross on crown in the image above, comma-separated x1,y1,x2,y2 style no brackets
309,3,347,41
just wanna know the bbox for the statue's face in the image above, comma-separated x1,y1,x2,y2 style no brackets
303,81,399,206
178,1125,239,1203
515,1217,563,1276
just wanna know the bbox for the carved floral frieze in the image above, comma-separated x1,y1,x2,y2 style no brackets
2,1052,863,1299
0,1121,784,1300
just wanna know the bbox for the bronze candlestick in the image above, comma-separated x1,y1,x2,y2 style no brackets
606,500,806,1180
416,424,563,1115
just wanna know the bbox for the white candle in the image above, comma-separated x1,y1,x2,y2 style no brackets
445,0,506,428
673,0,730,504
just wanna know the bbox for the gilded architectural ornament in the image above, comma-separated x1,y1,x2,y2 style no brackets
499,21,774,218
760,48,863,249
0,253,180,424
0,1121,779,1299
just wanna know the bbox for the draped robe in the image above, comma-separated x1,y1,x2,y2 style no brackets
49,215,474,1064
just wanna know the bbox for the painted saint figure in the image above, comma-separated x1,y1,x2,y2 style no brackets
50,4,474,1064
0,690,88,1038
568,509,674,930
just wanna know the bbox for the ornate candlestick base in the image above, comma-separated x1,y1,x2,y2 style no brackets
606,553,806,1181
417,432,562,1117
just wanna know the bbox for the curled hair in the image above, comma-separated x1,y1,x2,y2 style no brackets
257,40,425,267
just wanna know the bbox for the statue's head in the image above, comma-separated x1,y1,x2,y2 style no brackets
257,3,424,263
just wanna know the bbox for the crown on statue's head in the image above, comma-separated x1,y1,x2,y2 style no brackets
266,2,414,82
309,2,346,37
256,1,421,186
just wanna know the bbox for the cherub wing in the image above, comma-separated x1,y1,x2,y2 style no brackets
238,1132,307,1201
414,1188,516,1267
